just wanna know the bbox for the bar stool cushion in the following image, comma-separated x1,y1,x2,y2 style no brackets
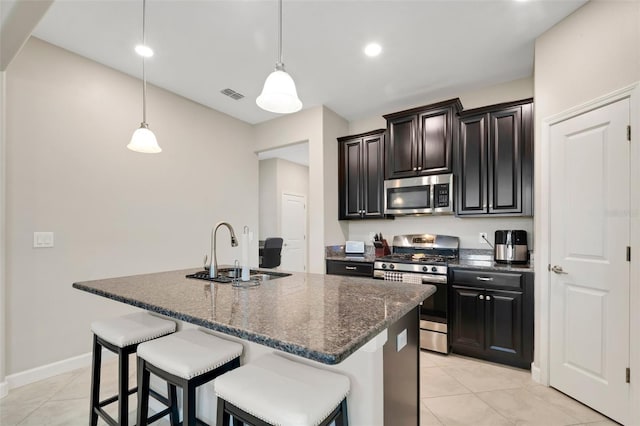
215,353,350,426
137,329,243,380
91,312,176,348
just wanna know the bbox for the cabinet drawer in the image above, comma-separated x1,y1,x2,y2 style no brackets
326,260,374,277
451,269,523,291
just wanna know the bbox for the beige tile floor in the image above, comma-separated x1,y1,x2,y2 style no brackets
0,351,619,426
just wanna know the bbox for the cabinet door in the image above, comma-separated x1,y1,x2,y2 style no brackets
450,285,485,351
362,133,385,218
339,139,363,219
418,107,452,174
484,289,525,366
457,114,487,215
488,106,522,214
387,115,418,178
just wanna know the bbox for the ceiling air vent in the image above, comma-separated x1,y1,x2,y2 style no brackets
220,88,245,100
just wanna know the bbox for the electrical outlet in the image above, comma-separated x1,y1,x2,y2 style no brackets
479,232,488,244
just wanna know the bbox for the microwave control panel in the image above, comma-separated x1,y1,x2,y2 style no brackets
434,183,450,208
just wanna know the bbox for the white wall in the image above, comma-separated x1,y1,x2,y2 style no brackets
258,157,309,239
5,38,258,375
0,70,7,397
346,77,535,249
258,158,278,239
533,0,640,414
322,107,349,245
254,107,347,271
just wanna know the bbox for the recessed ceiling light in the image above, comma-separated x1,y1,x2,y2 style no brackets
135,44,154,58
364,43,382,57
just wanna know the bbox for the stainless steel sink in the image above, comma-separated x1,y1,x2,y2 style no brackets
186,268,291,283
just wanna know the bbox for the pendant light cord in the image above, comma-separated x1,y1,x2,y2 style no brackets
142,0,148,125
276,0,283,69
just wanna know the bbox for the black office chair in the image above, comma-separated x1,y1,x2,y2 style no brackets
259,237,284,269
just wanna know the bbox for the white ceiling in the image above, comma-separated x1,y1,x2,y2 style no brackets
21,0,586,125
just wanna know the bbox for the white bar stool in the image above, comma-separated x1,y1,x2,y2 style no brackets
214,353,350,426
89,312,176,426
136,329,244,426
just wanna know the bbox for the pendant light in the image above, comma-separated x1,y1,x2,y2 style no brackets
127,0,161,153
256,0,302,114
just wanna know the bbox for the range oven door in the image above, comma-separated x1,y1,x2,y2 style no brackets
420,281,449,353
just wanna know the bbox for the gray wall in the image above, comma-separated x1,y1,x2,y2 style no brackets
5,38,258,374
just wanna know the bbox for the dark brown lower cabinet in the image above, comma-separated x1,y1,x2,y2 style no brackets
449,269,533,369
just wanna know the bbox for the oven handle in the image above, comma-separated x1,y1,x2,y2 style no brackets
421,275,448,284
476,277,494,282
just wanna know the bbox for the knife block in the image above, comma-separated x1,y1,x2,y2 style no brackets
375,240,391,257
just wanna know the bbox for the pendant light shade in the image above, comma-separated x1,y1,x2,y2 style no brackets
127,123,161,153
256,0,302,114
257,66,302,114
128,0,161,153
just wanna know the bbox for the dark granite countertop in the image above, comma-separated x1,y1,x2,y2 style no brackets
452,249,535,273
73,268,434,365
325,255,376,263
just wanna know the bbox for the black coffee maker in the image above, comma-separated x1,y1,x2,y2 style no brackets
494,230,529,264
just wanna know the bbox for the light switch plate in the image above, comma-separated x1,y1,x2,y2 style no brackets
33,232,54,248
396,329,407,352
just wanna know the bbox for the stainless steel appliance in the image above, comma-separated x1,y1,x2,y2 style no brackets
383,174,454,215
373,234,459,353
494,230,528,264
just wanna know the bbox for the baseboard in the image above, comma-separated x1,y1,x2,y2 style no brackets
531,362,541,384
6,349,116,390
0,380,8,399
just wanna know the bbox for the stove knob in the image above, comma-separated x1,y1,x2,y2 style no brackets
431,266,438,272
422,266,428,272
381,264,387,269
389,264,395,270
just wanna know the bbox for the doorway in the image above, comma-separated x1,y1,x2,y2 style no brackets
258,142,309,272
548,97,631,424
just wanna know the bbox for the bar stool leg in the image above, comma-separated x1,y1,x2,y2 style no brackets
89,335,101,426
118,348,130,426
136,357,151,426
168,383,179,426
183,382,196,426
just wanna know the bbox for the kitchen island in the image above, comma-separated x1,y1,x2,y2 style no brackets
74,268,434,425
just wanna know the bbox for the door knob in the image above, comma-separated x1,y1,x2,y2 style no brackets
551,265,568,274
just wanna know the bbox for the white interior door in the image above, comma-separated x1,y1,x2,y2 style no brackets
549,98,630,424
280,193,306,272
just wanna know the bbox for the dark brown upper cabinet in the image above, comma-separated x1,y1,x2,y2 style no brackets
456,99,533,216
383,98,463,179
338,129,387,220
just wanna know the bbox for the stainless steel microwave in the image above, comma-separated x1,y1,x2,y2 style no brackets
384,174,454,215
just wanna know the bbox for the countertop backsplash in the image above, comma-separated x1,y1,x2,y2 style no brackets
345,215,534,250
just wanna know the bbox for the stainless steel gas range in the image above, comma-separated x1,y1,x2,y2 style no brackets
373,234,459,354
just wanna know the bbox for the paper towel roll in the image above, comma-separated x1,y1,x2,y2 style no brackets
241,227,250,281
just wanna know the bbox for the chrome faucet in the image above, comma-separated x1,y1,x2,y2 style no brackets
209,222,238,278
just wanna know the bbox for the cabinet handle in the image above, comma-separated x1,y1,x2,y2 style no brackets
412,167,417,171
345,266,357,270
476,277,494,281
486,295,491,301
479,295,484,300
417,166,422,170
